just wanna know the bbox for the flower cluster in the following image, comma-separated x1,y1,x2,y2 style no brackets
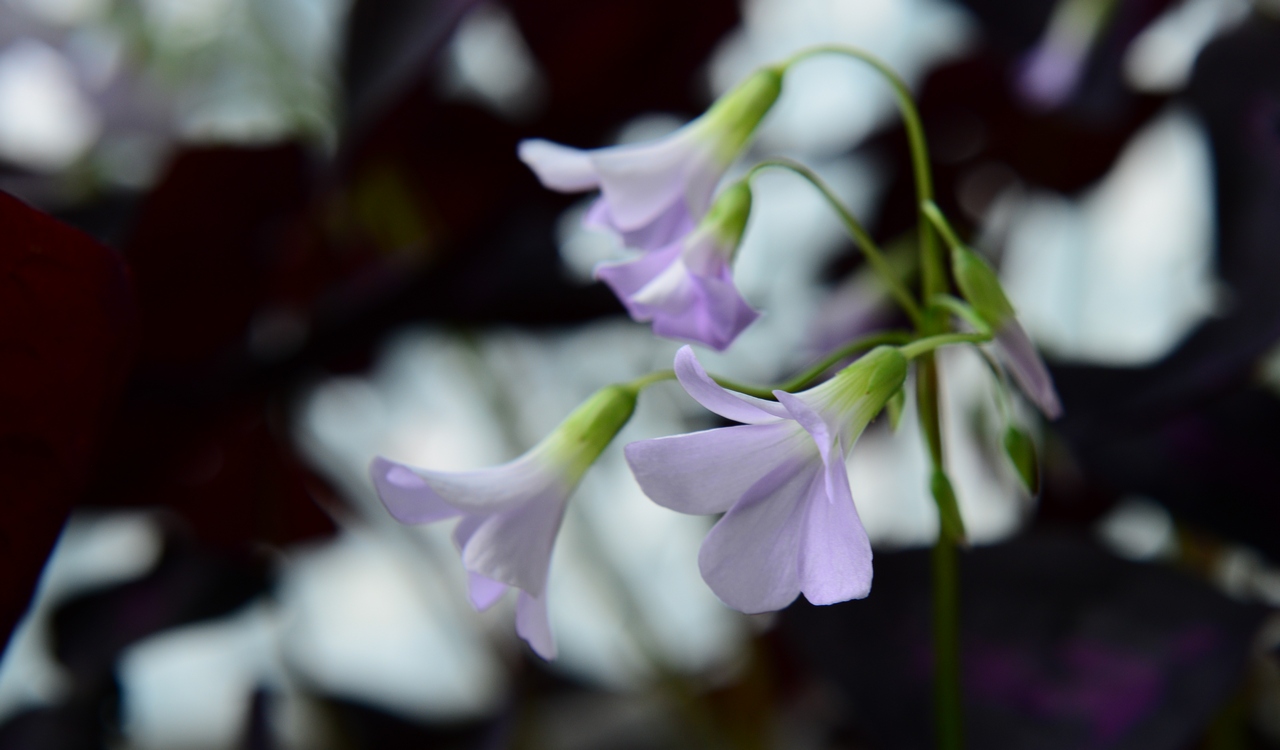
369,51,1063,662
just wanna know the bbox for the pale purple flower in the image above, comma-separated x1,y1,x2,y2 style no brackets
369,385,637,659
595,181,758,351
518,67,782,250
624,346,907,613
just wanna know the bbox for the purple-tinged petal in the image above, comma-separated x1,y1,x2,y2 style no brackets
996,321,1063,419
400,452,561,515
625,421,810,515
594,242,683,319
641,268,760,352
586,196,696,251
775,390,835,451
460,489,566,597
589,125,711,231
516,589,556,659
517,139,600,191
697,450,825,613
468,571,508,612
673,346,789,424
369,457,463,524
798,435,872,605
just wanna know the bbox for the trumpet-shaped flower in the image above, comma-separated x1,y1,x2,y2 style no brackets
518,67,782,250
625,346,907,613
951,245,1063,419
595,181,758,351
370,385,638,659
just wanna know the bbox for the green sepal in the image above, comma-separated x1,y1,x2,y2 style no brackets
1002,426,1040,496
951,246,1015,329
930,470,967,545
700,181,753,249
702,66,784,164
885,386,906,431
544,384,638,483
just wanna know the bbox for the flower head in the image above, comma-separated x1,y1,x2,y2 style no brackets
370,384,637,659
518,67,782,250
951,245,1063,419
624,346,907,613
595,181,758,351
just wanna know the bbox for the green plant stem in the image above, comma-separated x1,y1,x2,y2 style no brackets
624,369,678,393
784,45,963,748
933,535,963,750
782,45,942,302
711,330,914,399
930,295,992,337
900,332,991,360
746,159,922,327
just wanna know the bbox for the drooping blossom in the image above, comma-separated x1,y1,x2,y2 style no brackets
625,346,907,613
518,66,782,250
370,385,638,659
595,181,758,351
951,245,1063,419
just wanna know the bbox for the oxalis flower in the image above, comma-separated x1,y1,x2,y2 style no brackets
369,384,637,659
595,181,758,351
625,346,907,613
951,245,1063,419
518,66,782,250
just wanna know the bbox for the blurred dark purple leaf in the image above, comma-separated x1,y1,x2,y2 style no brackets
0,190,138,653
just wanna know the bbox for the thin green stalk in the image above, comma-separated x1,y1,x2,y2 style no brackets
746,159,922,327
710,330,914,399
624,369,677,393
900,332,991,360
783,45,962,748
927,295,992,337
933,536,963,750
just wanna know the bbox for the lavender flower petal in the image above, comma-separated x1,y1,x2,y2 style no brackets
461,488,567,597
672,346,789,423
467,571,508,612
369,457,463,524
696,450,824,613
594,242,684,320
516,590,556,660
798,436,873,604
625,422,809,515
517,139,599,191
586,195,696,251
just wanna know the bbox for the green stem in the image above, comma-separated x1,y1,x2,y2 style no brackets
933,536,963,750
746,159,923,327
921,201,966,254
900,332,990,360
782,44,942,302
784,45,962,748
710,330,914,399
929,295,992,337
624,369,677,393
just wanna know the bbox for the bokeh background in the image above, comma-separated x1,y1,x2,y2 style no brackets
2,0,1280,747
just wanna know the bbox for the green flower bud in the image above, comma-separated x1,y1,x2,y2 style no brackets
701,66,784,164
951,246,1016,329
1002,426,1040,495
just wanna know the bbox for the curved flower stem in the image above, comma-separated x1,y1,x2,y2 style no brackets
783,45,964,749
710,330,915,399
900,333,991,360
929,295,992,337
781,45,941,301
624,369,678,393
745,158,923,327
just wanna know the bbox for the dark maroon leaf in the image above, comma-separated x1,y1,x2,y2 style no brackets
0,189,138,652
